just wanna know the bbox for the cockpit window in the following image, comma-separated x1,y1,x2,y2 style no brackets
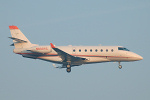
118,47,130,51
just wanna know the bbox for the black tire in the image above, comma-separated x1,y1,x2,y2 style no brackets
118,65,122,69
66,68,71,73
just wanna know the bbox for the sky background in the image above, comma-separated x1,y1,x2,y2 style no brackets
0,0,150,100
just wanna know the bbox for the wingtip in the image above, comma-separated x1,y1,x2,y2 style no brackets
50,43,55,48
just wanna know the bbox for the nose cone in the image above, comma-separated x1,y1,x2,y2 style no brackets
133,53,143,61
128,52,143,61
137,55,143,60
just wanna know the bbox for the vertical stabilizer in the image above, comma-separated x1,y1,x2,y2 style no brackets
9,25,32,48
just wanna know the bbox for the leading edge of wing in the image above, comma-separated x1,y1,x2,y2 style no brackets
50,43,87,62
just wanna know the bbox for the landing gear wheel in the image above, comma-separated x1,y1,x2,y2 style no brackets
118,65,122,69
66,63,71,73
118,62,122,69
67,64,71,68
66,68,71,73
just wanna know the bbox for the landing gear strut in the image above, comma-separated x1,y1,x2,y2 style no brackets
118,62,122,69
66,64,71,73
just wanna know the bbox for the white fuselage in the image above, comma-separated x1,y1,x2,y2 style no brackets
14,45,143,66
9,25,143,72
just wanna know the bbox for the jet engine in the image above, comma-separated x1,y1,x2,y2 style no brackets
29,46,52,53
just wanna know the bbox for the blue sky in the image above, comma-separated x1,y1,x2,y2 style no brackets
0,0,150,100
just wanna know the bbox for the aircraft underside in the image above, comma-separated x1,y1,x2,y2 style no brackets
21,53,127,73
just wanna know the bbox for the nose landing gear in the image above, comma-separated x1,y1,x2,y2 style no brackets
118,65,122,69
118,62,122,69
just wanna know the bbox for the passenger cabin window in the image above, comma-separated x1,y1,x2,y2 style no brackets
106,49,108,52
95,49,98,52
79,49,81,52
73,49,75,52
111,49,114,52
85,49,87,52
90,49,92,52
118,47,129,51
101,49,103,52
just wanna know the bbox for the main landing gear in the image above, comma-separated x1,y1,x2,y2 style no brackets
66,64,71,73
118,62,122,69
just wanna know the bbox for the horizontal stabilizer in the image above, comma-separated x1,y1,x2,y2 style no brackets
9,37,28,43
10,43,14,46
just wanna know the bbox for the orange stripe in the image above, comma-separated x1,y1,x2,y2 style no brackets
9,26,19,29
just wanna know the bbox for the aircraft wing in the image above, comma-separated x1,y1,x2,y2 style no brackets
50,43,87,62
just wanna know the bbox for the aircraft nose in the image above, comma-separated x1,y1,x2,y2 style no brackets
137,55,143,60
130,52,143,61
134,54,143,61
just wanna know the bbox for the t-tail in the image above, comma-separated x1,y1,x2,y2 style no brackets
9,25,37,48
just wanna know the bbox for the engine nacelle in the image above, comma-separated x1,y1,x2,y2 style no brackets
30,46,52,53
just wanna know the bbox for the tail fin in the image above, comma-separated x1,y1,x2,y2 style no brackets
9,25,32,48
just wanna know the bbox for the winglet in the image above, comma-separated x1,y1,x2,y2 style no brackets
50,43,55,48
